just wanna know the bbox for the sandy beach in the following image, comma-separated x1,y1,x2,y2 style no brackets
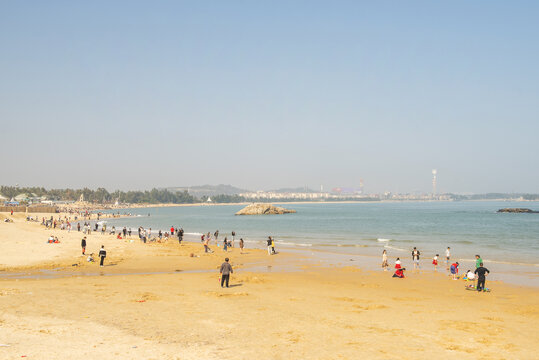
1,212,538,360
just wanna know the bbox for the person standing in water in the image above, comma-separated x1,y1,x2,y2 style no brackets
382,250,388,271
98,245,107,267
445,247,451,268
231,231,236,247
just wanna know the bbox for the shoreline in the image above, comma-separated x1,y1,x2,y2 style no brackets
1,211,538,359
1,212,538,288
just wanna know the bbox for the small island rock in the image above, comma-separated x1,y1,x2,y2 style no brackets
235,203,296,215
497,208,539,213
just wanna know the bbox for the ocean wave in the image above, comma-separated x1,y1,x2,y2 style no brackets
454,240,474,245
377,238,391,242
383,245,408,252
277,241,313,247
459,259,539,267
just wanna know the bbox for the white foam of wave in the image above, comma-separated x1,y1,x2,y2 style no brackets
277,241,313,247
377,238,391,242
384,245,408,252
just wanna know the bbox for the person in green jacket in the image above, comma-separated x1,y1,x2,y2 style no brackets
475,255,483,268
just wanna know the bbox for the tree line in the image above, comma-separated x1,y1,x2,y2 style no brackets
0,186,197,204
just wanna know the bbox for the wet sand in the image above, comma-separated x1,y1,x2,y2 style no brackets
0,212,538,359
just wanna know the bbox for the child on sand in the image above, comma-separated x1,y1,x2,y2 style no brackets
393,258,405,278
239,238,244,254
432,254,439,271
450,262,459,280
465,269,475,281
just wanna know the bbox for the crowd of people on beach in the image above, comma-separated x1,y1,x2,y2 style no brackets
383,246,491,292
200,230,247,254
33,209,493,293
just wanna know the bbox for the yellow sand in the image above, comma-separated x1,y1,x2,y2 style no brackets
0,212,538,359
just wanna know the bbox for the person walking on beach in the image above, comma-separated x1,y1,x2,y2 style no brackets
214,230,219,242
474,263,490,292
432,254,439,271
271,237,276,254
223,237,228,252
219,257,233,288
128,228,132,237
204,235,212,253
123,227,127,238
412,247,420,269
382,250,389,271
170,226,175,236
98,245,107,267
178,228,184,245
231,231,236,247
239,238,244,254
81,236,87,255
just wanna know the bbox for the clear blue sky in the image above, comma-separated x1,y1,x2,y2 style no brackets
1,1,538,193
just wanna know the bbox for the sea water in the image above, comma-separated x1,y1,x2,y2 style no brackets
103,201,539,268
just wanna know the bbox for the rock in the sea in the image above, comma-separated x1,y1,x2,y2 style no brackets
235,203,296,215
497,208,539,213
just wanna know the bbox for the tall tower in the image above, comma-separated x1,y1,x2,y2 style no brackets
432,169,437,196
359,179,364,194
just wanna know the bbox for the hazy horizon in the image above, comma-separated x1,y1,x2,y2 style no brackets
2,1,538,193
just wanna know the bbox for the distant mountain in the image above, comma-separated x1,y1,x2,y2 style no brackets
165,184,247,197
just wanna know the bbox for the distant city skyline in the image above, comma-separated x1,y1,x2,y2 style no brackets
1,2,538,193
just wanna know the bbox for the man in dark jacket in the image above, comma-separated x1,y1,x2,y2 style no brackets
474,263,490,292
99,245,107,267
220,258,233,288
81,236,87,255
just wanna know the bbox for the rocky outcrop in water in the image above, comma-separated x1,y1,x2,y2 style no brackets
497,208,539,213
235,203,296,215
